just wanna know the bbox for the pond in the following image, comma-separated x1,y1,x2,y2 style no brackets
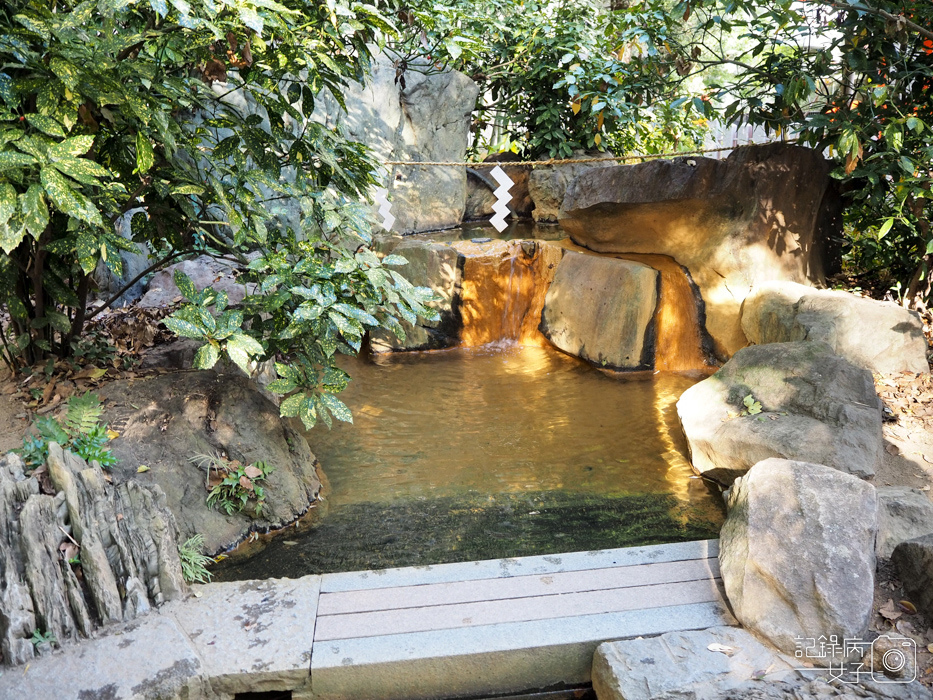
215,342,723,580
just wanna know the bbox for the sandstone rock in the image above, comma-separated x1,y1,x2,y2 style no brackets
720,458,877,657
592,626,799,700
139,254,250,309
540,251,658,370
676,341,883,485
370,237,463,352
98,370,322,555
742,281,929,375
527,152,614,223
876,487,933,558
0,446,187,666
892,533,933,624
559,144,842,358
313,54,479,234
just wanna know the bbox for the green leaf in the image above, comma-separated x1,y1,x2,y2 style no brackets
279,392,304,418
320,392,352,423
877,217,894,239
75,231,98,273
163,316,205,339
40,166,103,226
21,184,48,239
380,254,409,267
47,135,94,159
0,183,15,228
298,396,317,429
26,115,66,138
265,378,297,394
49,58,81,91
0,151,37,172
228,332,263,357
51,157,109,186
173,270,197,301
136,132,155,174
193,343,219,369
239,7,264,34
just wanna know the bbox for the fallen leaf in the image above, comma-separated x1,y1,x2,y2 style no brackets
928,643,933,653
243,465,262,479
896,619,916,636
900,600,918,614
239,475,254,491
116,513,123,521
880,599,903,620
137,465,150,473
59,541,79,561
106,429,120,440
886,444,901,456
707,643,736,655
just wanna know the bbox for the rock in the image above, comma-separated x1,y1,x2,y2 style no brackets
313,53,479,234
559,144,843,358
92,210,151,307
139,254,250,309
869,633,918,683
676,341,883,485
592,626,799,700
540,251,658,370
465,157,534,221
527,152,614,223
742,281,929,375
892,533,933,624
719,458,877,657
370,238,463,352
98,370,322,555
876,487,933,558
0,446,187,666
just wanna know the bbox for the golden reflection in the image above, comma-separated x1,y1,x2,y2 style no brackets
306,344,723,531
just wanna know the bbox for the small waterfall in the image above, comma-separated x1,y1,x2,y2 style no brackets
452,239,562,347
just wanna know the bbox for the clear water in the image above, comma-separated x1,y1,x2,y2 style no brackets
215,343,723,580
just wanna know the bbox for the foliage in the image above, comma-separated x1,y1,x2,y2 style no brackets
741,393,762,416
193,452,273,516
656,0,933,303
0,0,437,400
388,0,708,158
16,391,116,468
178,533,214,584
30,629,55,648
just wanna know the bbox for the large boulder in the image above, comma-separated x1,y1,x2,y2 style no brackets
676,341,883,486
139,254,250,309
742,281,929,375
98,370,322,555
92,210,151,307
559,144,842,358
892,533,933,624
539,251,658,370
720,458,877,658
313,54,479,234
527,153,614,223
876,487,933,558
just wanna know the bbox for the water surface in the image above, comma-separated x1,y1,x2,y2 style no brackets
216,344,723,580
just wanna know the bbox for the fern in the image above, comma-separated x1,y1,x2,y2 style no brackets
64,392,104,438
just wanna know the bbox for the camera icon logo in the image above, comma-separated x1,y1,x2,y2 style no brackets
870,635,917,683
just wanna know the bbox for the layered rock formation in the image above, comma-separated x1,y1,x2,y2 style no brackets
559,143,842,358
0,448,186,666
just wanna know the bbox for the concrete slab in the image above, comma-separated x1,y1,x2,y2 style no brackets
320,540,719,592
0,614,202,700
166,575,321,695
310,600,737,700
318,556,720,615
315,576,725,640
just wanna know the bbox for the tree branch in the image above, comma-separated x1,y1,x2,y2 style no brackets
87,247,193,320
814,0,933,42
